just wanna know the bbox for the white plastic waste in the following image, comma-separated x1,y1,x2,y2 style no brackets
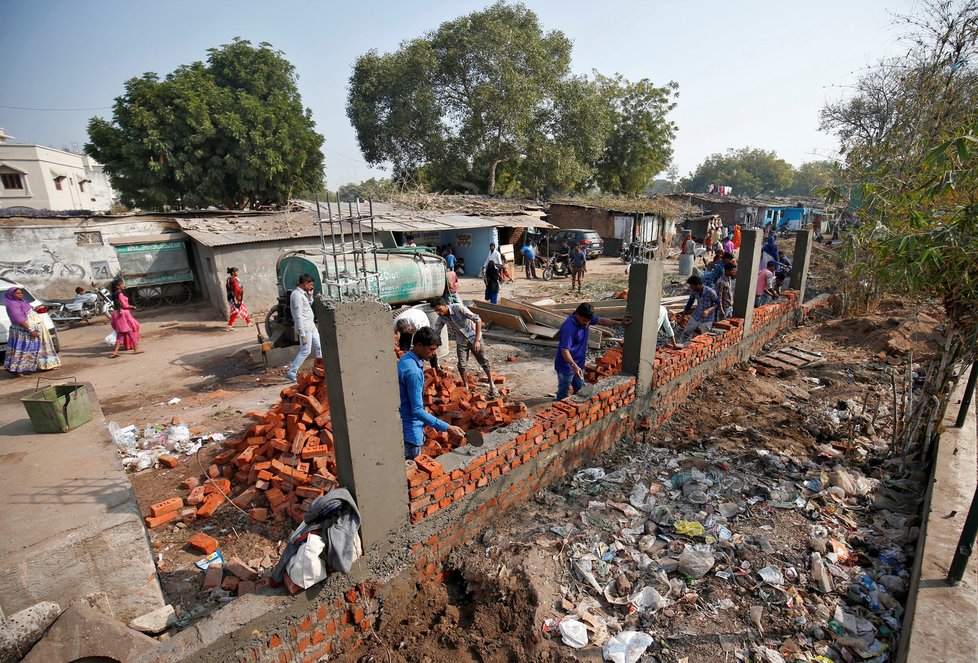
108,422,138,450
602,631,654,663
678,546,715,579
558,618,588,649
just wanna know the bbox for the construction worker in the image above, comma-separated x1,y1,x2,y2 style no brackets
431,297,497,397
397,327,464,460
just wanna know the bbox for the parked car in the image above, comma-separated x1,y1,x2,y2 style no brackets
540,229,605,259
0,278,59,361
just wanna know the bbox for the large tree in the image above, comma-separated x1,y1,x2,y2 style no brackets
348,2,570,194
680,148,795,196
347,2,678,197
785,160,840,196
593,74,678,195
87,39,325,210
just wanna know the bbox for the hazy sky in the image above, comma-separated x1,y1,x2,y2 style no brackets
0,0,917,187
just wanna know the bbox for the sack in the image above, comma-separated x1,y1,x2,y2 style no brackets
287,532,329,589
104,330,118,346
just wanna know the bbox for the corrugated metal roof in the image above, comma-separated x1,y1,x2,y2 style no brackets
177,207,553,248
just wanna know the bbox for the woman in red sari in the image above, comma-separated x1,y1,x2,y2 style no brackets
110,278,141,357
225,267,252,330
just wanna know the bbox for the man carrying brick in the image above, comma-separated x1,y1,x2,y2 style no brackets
679,274,718,342
555,303,630,400
431,297,497,397
397,327,464,460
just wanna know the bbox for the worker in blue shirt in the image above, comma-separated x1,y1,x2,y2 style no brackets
445,248,456,272
397,327,464,459
554,303,630,400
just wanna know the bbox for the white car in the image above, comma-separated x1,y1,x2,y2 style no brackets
0,278,60,360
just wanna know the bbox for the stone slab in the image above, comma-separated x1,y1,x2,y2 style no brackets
21,602,157,663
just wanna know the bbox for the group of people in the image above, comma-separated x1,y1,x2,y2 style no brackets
673,228,793,342
3,276,144,377
394,292,628,459
519,240,588,291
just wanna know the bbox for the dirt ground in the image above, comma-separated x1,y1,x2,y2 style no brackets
345,295,941,663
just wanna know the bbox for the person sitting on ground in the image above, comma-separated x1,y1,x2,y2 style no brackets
570,245,587,292
397,327,464,460
755,260,778,307
658,304,682,349
431,297,497,397
679,274,719,341
717,262,738,319
554,303,630,400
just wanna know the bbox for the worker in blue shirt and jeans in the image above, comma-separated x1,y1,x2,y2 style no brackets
397,327,465,459
554,303,630,400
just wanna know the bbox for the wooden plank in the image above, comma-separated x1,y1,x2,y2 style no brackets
468,306,528,333
483,330,559,348
530,298,557,307
546,301,628,313
754,356,798,370
501,297,603,347
524,323,559,339
468,301,534,324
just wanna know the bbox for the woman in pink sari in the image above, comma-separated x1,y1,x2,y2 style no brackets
109,279,142,357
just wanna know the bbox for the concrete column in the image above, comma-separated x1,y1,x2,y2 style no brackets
315,300,407,551
622,261,663,396
790,228,813,301
733,228,763,335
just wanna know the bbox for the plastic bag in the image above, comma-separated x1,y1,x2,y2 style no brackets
558,618,588,649
104,330,117,346
678,547,715,579
108,421,137,450
603,631,654,663
287,533,329,589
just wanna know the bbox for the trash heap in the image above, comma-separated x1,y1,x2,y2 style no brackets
530,423,914,663
110,421,226,472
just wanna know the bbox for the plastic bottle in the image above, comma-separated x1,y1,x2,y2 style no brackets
859,575,881,611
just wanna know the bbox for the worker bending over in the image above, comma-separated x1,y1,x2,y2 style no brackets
431,297,497,398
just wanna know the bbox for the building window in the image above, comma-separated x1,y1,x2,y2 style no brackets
54,176,65,191
1,173,24,189
79,180,88,192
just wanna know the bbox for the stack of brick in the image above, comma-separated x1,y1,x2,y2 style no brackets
585,343,624,382
145,357,530,529
420,368,527,457
144,360,339,529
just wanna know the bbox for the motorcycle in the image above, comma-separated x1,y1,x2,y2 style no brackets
48,287,114,330
541,253,571,281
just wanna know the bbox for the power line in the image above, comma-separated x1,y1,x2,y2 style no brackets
0,104,112,111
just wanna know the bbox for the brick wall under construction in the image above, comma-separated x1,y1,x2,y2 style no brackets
147,291,829,663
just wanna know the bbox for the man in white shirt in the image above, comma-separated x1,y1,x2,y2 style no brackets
482,242,502,271
393,307,440,369
284,274,322,382
657,305,681,348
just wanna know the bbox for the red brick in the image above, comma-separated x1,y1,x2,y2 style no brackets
145,511,179,528
222,575,240,592
195,493,224,518
180,477,200,490
249,508,268,522
226,556,258,581
188,532,218,554
149,497,183,518
202,564,223,589
158,454,180,469
414,454,443,478
186,485,206,505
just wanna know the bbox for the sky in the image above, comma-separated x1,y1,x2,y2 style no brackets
0,0,919,187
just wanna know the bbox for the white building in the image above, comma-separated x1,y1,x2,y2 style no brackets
0,129,116,212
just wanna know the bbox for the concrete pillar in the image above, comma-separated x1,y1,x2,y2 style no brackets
622,261,663,396
790,228,813,301
315,300,407,551
733,228,763,335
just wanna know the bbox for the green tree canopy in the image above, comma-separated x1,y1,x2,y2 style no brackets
86,39,325,210
785,160,840,196
346,2,677,197
680,148,794,197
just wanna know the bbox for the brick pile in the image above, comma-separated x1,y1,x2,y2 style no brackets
418,367,527,457
145,356,529,530
585,343,624,382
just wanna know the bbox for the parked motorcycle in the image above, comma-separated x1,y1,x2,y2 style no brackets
48,287,114,330
541,254,571,281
